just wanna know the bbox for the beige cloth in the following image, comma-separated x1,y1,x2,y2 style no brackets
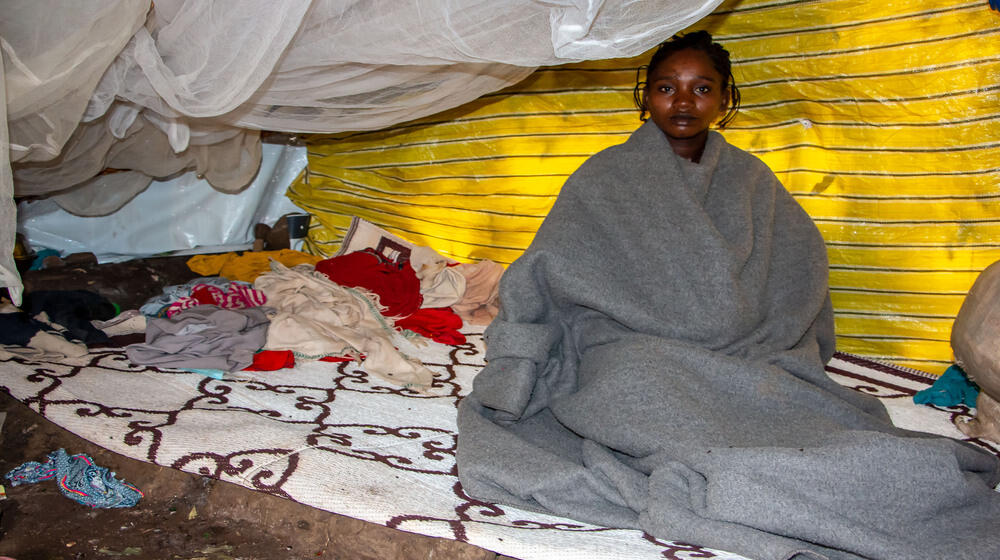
92,309,147,336
0,330,89,361
452,260,504,325
254,261,433,391
411,246,467,309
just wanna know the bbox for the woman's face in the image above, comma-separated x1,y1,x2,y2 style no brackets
644,48,728,153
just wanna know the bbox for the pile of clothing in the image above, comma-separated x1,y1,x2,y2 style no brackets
2,221,503,393
132,243,503,390
2,235,503,395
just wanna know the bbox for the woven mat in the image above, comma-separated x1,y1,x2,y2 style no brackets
1,330,995,560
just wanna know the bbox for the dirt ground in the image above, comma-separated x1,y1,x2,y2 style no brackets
0,392,502,560
1,255,508,560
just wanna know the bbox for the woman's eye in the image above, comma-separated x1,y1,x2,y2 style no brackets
696,86,710,94
658,86,673,93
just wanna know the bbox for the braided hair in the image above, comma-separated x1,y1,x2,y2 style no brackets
633,30,741,128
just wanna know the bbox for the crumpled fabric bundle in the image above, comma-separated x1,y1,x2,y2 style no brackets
165,282,268,318
254,261,433,391
126,305,270,372
451,259,503,325
20,290,117,344
410,246,467,309
0,301,89,360
334,217,467,309
914,364,980,408
395,308,466,346
91,309,147,337
186,250,323,283
139,276,234,317
5,448,143,508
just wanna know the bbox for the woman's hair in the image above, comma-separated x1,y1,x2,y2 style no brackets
633,30,741,128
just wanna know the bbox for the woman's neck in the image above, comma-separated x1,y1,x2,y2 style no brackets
666,132,708,163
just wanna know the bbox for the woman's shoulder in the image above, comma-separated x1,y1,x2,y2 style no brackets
577,122,662,170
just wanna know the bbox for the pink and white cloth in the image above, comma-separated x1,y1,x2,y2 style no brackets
165,282,267,318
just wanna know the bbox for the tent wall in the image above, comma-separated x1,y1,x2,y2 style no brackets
2,1,994,371
291,0,999,374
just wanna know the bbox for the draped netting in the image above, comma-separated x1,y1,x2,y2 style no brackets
0,0,724,304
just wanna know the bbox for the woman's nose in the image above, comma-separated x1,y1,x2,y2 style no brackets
675,91,694,109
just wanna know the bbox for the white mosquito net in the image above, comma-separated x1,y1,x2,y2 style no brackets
1,0,723,303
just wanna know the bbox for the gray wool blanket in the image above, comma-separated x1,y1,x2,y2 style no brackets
456,122,1000,560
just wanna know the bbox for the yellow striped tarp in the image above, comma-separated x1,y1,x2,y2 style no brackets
289,0,1000,374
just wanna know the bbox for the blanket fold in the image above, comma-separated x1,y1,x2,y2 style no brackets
457,122,1000,560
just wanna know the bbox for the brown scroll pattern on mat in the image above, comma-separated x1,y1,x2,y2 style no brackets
0,333,745,560
7,343,994,559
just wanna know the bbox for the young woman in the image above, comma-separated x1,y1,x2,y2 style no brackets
457,31,1000,560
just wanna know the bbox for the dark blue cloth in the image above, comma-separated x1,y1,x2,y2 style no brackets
0,312,44,346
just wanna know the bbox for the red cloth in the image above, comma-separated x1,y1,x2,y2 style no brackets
319,355,358,363
395,307,466,345
243,350,295,371
191,286,217,306
315,249,422,318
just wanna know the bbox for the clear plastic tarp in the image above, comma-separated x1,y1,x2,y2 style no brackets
1,0,723,303
17,142,309,263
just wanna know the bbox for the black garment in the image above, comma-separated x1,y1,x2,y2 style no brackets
21,290,117,344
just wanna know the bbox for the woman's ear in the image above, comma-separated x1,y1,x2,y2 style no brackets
719,86,731,115
636,82,650,121
713,86,731,127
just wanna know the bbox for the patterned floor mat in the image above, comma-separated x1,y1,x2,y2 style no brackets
1,329,995,560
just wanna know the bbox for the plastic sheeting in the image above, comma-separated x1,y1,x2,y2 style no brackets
293,0,1000,373
1,0,724,304
17,142,308,263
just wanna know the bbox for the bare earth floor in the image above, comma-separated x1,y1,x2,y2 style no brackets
0,391,504,560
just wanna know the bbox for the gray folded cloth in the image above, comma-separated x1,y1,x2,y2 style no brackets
126,305,269,372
